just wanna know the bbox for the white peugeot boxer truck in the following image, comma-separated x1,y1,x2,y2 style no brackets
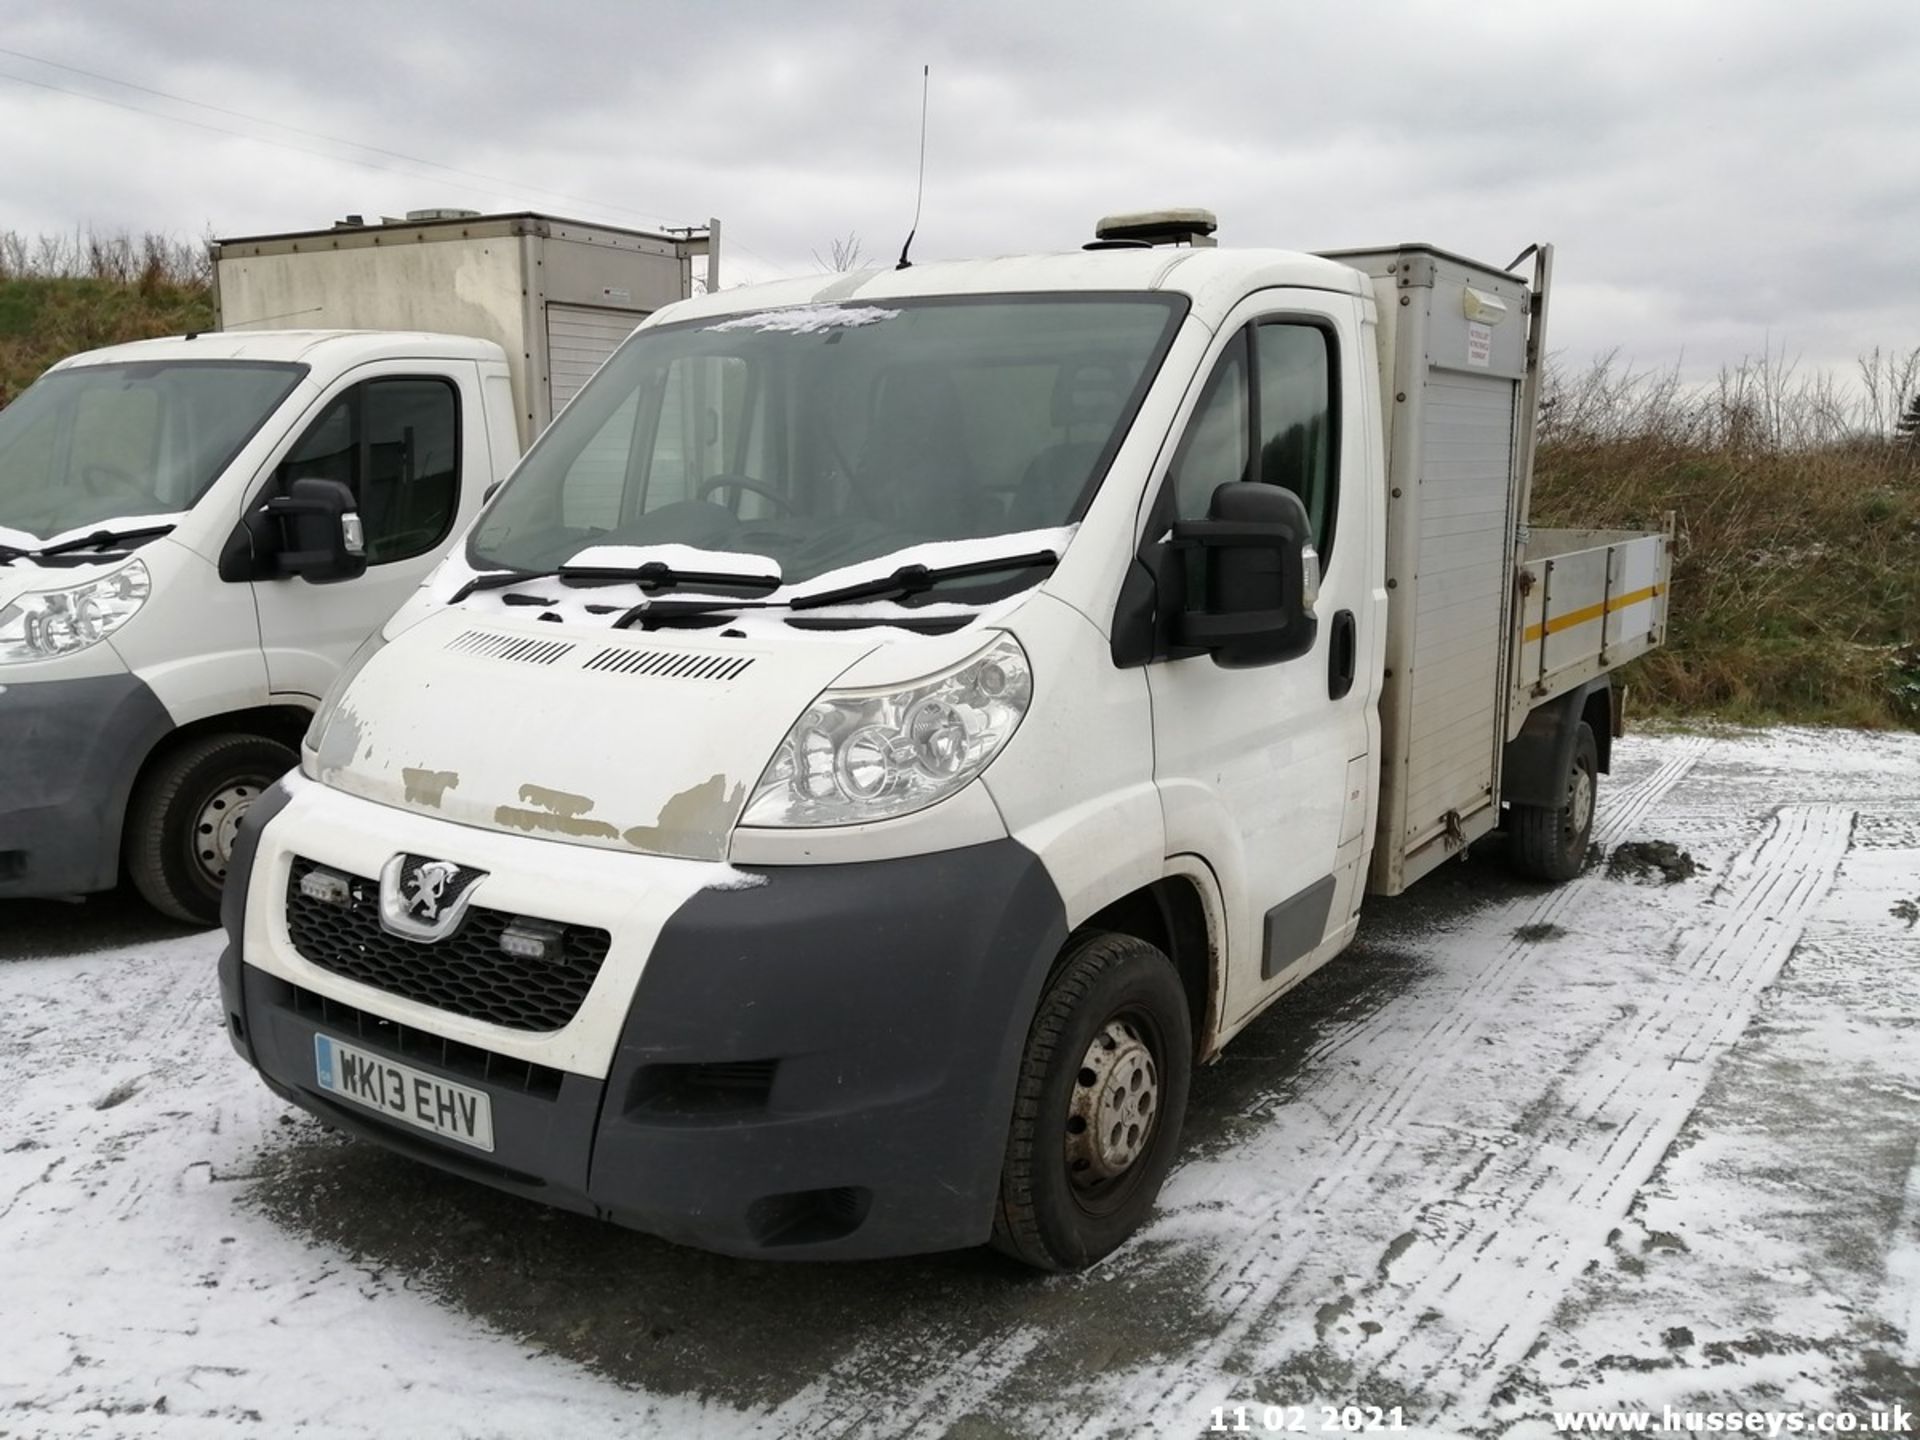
0,211,713,924
219,213,1670,1268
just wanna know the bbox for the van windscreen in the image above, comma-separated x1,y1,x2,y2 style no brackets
0,360,307,543
469,294,1186,590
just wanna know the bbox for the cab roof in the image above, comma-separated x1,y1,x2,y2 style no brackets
660,247,1372,334
48,329,505,371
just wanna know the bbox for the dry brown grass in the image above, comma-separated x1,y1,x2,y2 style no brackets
1533,350,1920,728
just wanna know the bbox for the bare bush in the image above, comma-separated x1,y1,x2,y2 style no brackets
0,228,209,286
1542,344,1920,458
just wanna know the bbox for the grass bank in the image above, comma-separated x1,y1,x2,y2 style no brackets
0,231,213,407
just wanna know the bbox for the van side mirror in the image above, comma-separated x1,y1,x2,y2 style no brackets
1170,481,1318,668
265,478,368,584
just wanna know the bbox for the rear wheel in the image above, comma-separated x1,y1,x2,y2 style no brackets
127,734,296,926
991,931,1192,1271
1508,721,1598,883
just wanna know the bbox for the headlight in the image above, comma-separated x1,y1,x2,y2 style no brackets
743,632,1033,827
0,561,151,665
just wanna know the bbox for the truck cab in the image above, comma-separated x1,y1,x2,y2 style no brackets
0,330,516,922
219,229,1668,1268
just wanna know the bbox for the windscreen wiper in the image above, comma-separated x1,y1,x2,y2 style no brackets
452,559,782,604
25,523,177,559
787,550,1059,611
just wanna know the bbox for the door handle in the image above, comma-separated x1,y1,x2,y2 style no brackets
1328,609,1357,700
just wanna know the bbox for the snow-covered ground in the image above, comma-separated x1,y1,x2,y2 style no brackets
3,728,1917,1437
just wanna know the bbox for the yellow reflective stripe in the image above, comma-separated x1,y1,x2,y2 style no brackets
1523,583,1664,644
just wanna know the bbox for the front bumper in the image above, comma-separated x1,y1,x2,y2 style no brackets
0,673,172,898
222,791,1068,1260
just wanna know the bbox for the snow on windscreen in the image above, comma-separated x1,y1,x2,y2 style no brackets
565,544,784,580
707,305,901,335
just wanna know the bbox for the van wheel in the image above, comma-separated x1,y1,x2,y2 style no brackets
127,734,296,927
1508,721,1598,883
991,932,1192,1271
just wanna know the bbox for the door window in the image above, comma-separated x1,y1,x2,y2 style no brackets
1254,323,1337,556
1167,332,1250,522
1165,323,1337,547
275,377,460,565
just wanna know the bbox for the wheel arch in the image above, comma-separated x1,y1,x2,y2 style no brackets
1074,860,1229,1063
1501,676,1612,811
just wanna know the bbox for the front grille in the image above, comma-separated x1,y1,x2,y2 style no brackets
285,857,611,1033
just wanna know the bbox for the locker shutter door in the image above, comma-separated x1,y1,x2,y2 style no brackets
546,305,642,414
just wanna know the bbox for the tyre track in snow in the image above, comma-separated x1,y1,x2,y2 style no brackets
1300,733,1713,1104
1086,743,1863,1431
1328,804,1856,1415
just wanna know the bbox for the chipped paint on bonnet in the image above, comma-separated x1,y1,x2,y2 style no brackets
401,768,460,808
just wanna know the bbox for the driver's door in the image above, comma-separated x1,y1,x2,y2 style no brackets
1146,292,1376,1027
248,363,481,701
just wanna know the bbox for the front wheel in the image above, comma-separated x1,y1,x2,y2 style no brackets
1508,721,1598,883
991,932,1192,1271
126,734,296,926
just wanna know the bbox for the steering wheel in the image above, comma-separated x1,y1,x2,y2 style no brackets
81,462,145,500
696,474,797,515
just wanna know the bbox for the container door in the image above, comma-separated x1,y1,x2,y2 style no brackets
246,361,486,701
546,305,642,417
1146,294,1374,1026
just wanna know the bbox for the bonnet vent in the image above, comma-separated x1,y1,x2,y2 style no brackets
583,648,755,681
445,630,576,666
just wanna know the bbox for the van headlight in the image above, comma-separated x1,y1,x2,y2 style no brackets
0,561,151,665
743,633,1032,827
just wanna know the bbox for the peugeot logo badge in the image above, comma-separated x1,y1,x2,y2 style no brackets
379,853,487,940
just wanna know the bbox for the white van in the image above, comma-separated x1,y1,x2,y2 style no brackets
219,217,1669,1268
2,210,713,924
0,331,518,923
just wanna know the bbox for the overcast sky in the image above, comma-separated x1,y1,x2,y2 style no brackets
3,2,1916,386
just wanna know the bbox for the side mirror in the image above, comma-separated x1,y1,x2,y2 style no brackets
1170,481,1318,668
265,478,368,585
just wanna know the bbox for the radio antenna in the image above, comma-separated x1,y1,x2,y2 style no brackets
896,65,929,270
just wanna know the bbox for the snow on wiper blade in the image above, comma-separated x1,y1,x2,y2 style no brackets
787,550,1059,611
27,523,176,559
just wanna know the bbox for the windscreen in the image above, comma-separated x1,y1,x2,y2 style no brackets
469,295,1186,586
0,360,306,541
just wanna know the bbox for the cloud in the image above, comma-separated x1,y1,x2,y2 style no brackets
2,0,1916,378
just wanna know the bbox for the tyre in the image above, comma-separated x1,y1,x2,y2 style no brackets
991,931,1192,1271
127,733,296,926
1508,720,1598,883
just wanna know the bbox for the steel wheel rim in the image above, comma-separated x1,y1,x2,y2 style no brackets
1568,763,1595,837
1064,1012,1163,1209
193,781,258,884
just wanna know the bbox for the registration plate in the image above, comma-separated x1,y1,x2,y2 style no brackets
313,1034,495,1153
